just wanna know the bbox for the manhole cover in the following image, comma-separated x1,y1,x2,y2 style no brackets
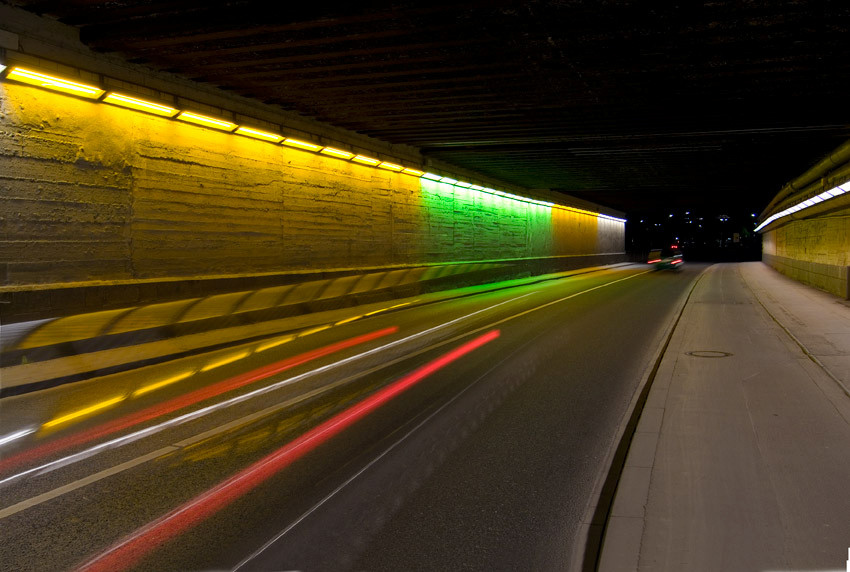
686,350,733,358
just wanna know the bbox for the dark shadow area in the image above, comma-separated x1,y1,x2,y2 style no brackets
627,209,762,263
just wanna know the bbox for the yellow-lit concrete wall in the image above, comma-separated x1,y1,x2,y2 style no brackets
761,208,850,297
0,82,624,288
763,213,850,266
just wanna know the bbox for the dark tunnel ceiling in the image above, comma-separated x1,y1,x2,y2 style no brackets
10,0,850,216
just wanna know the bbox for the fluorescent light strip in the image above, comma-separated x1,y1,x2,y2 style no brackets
103,93,179,117
419,172,625,222
235,126,282,143
599,213,628,223
320,147,354,159
6,67,104,99
378,161,404,172
402,168,424,176
281,138,322,152
352,155,381,166
755,183,849,232
177,111,237,132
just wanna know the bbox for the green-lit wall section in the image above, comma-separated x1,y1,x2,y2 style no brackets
419,180,621,261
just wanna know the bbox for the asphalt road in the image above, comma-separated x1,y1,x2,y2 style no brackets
0,263,705,571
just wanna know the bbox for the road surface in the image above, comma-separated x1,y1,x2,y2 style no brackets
0,263,704,571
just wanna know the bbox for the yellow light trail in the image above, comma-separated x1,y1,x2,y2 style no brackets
132,371,194,397
334,315,363,326
200,351,251,372
43,396,126,429
255,335,295,352
364,301,410,317
297,324,332,337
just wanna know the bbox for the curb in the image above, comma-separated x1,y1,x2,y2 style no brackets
575,265,710,572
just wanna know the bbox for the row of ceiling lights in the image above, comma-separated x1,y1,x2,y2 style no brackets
755,183,849,232
0,64,626,223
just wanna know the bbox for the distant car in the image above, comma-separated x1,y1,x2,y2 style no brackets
647,246,683,270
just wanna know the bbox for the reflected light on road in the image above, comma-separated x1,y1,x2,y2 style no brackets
297,325,332,337
0,328,399,477
200,351,251,372
42,396,126,430
132,371,194,398
255,335,295,352
75,329,500,572
0,428,36,448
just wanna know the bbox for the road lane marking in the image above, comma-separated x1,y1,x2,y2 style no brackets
75,331,500,572
0,328,400,484
0,292,532,488
0,333,493,521
0,447,177,519
0,269,645,517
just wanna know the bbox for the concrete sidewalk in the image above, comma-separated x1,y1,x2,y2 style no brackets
599,262,850,572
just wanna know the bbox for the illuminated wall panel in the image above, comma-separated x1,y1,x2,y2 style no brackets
0,84,134,284
418,180,621,261
763,214,850,267
761,209,850,298
0,79,624,288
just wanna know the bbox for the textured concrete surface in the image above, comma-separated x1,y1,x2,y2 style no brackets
0,80,624,294
599,262,850,572
762,206,850,297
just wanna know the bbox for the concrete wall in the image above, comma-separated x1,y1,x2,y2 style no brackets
762,208,850,298
0,80,625,302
